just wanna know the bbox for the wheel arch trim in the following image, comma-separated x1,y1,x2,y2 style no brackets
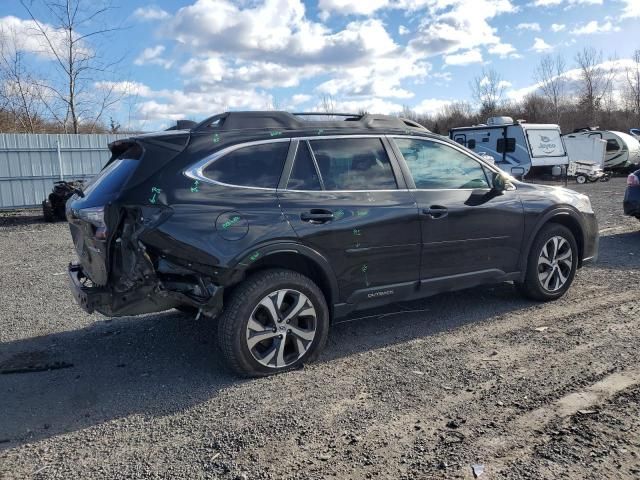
231,241,339,308
519,206,587,277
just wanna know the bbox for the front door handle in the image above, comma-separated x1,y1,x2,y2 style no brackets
301,209,334,223
423,205,448,219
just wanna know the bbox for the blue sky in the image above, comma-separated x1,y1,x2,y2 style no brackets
1,0,639,130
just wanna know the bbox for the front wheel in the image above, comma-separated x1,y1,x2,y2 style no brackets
516,224,578,301
217,269,330,377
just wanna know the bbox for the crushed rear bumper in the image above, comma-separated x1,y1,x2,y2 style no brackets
67,262,224,317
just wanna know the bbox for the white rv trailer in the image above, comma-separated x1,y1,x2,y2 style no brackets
630,128,640,140
449,117,568,176
563,129,640,170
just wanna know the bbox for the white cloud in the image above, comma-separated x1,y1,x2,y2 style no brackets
530,0,562,6
290,94,312,106
571,20,621,35
506,58,636,102
444,49,483,66
166,1,398,67
412,98,452,115
517,22,541,31
132,6,170,21
551,23,566,32
94,81,155,98
531,0,602,5
398,25,410,35
318,0,390,16
134,45,173,69
408,0,517,57
621,0,640,19
531,37,553,52
319,97,404,115
488,42,519,58
0,15,90,60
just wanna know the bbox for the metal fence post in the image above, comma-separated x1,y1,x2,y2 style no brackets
56,138,64,181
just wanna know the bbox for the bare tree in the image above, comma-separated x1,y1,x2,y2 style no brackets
19,0,124,133
535,54,566,124
470,68,506,117
574,47,615,126
0,27,44,133
624,49,640,124
319,94,336,115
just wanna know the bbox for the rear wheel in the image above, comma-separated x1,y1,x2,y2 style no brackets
576,175,587,184
217,269,329,377
516,224,578,301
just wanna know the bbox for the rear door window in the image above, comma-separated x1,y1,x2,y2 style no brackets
203,141,289,188
394,138,489,190
307,138,397,190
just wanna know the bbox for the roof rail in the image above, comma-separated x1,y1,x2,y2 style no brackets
193,111,430,132
292,112,362,119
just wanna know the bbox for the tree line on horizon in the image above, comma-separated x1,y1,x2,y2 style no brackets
1,1,639,136
401,47,640,136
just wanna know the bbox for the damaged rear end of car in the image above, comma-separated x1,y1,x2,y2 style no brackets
67,131,224,319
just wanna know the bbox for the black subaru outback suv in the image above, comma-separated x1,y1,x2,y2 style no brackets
66,111,598,376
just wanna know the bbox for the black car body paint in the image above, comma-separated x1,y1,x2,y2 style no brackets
66,112,599,323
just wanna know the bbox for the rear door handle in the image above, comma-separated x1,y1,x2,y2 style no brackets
423,205,448,219
300,209,334,223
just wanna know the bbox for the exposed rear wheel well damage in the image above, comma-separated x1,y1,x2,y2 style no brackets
546,215,585,266
243,252,334,310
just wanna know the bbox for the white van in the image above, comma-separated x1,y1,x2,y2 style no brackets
564,129,640,170
449,117,568,176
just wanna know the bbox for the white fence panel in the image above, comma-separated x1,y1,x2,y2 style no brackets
0,133,130,209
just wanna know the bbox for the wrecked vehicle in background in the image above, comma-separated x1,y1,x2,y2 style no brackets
42,180,85,222
66,111,599,377
624,169,640,221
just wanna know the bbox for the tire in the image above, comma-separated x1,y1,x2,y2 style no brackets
516,224,578,302
217,269,330,377
42,200,55,222
576,175,587,184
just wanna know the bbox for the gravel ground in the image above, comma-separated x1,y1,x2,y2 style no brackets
1,177,639,479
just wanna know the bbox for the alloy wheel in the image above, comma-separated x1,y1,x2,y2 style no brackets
246,289,317,368
537,235,573,292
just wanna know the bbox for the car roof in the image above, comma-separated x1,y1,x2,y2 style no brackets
192,111,431,135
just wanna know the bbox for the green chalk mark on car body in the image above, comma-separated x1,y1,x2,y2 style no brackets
190,180,200,193
353,228,361,236
317,129,324,135
222,216,241,229
249,251,260,262
213,134,221,143
149,187,161,204
270,131,282,137
334,209,345,220
362,264,370,287
355,209,369,217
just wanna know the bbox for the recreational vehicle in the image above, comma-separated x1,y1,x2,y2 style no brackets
449,117,568,176
630,128,640,140
564,129,640,171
